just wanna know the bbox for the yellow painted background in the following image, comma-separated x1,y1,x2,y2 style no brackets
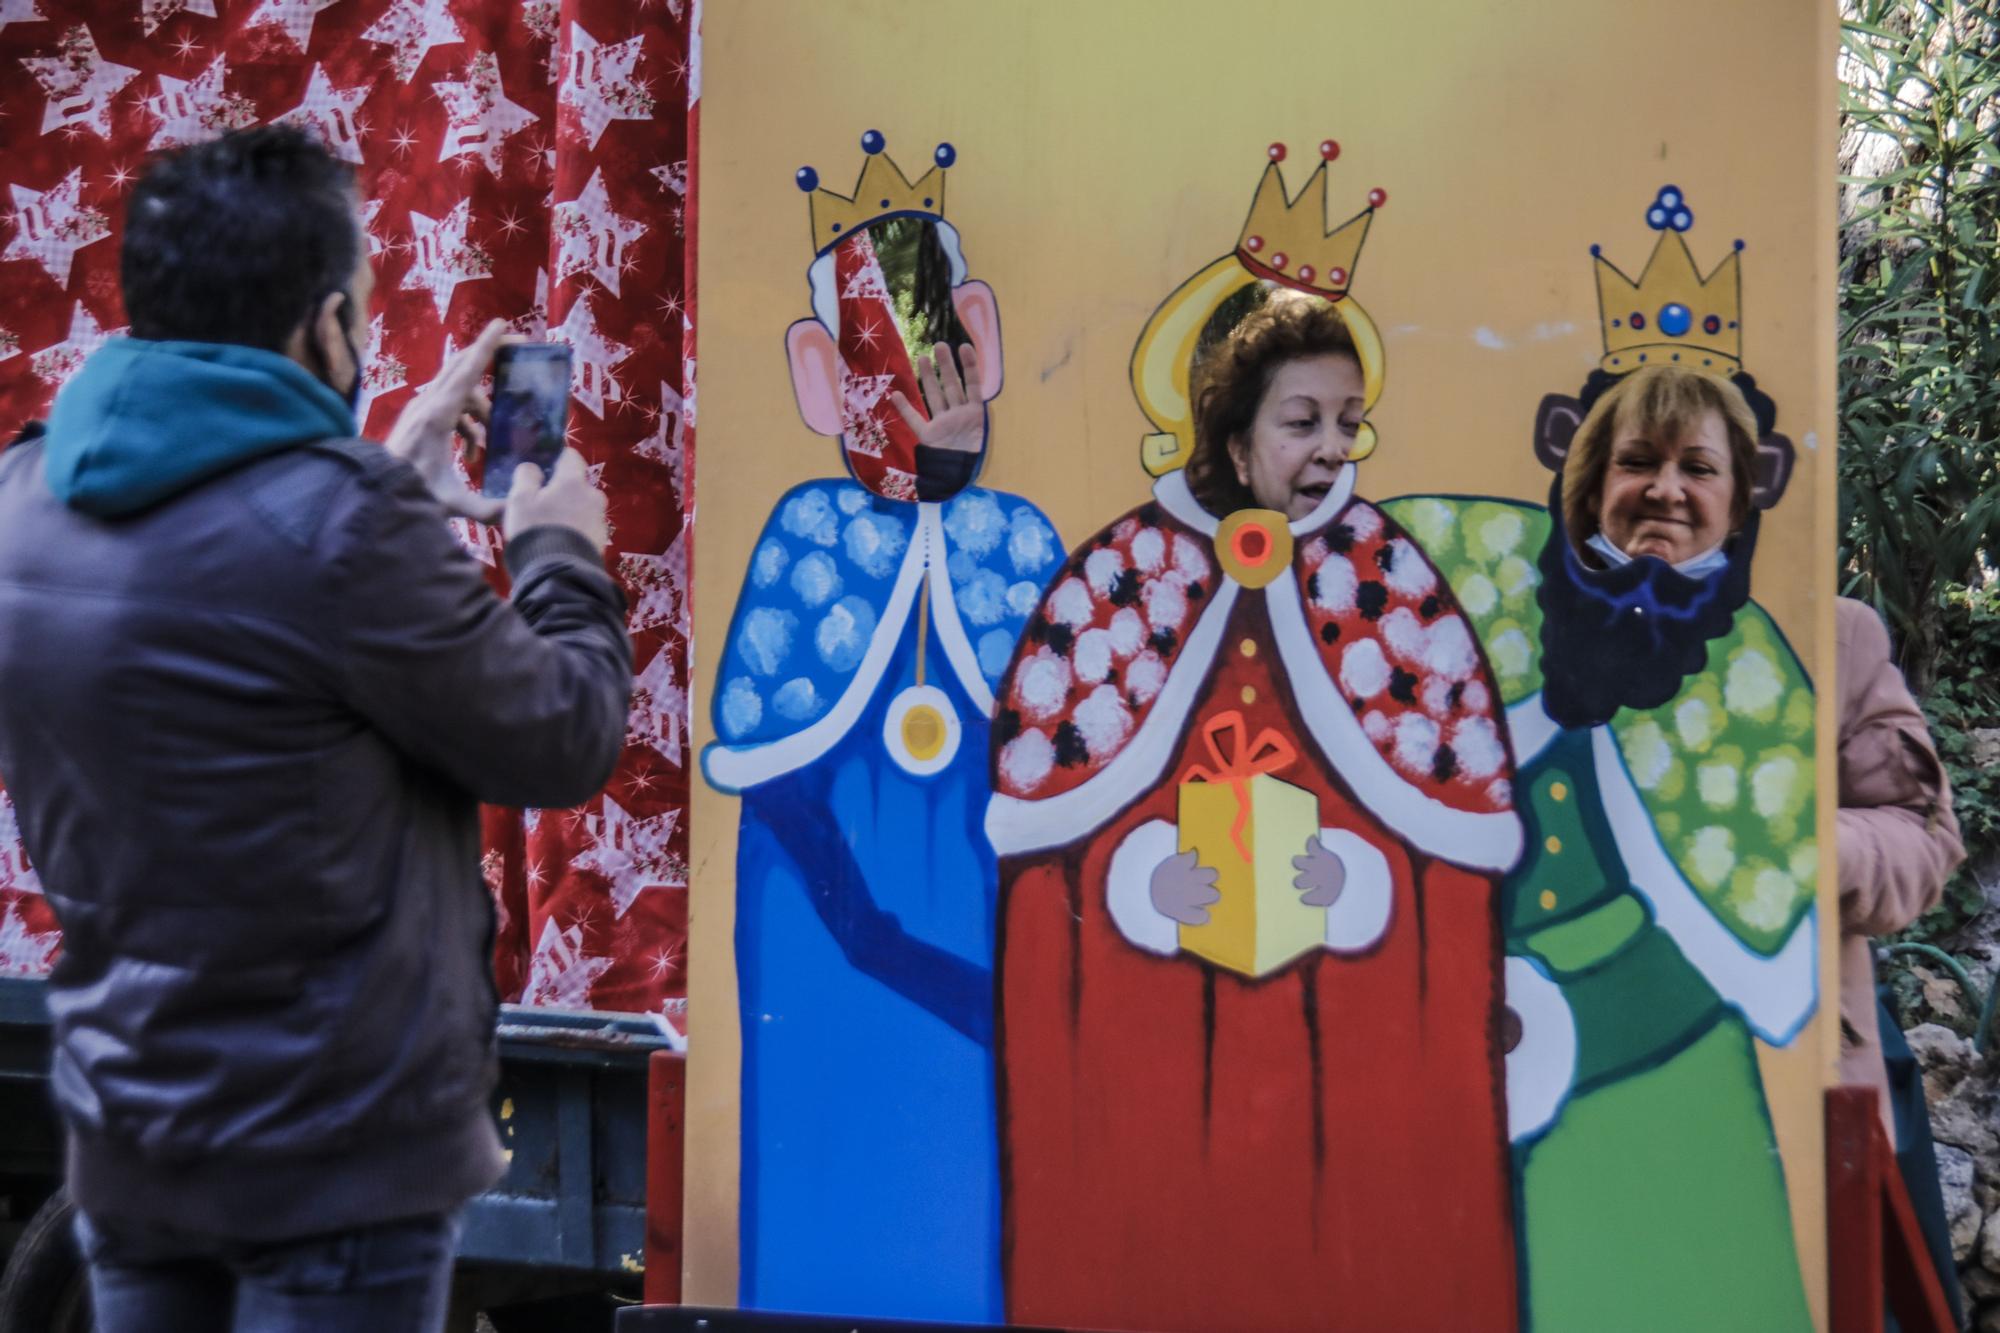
687,0,1839,1320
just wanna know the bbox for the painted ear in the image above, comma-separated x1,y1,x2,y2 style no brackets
786,318,842,437
1751,431,1796,510
951,280,1004,400
1534,394,1584,473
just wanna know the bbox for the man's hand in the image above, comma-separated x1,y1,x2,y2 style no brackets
888,342,986,454
382,318,512,523
504,448,609,554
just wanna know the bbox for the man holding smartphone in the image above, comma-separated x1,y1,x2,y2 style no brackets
0,126,631,1331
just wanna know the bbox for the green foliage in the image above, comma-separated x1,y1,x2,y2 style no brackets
1840,3,2000,964
1838,0,2000,697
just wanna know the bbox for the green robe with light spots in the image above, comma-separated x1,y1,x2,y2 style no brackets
1383,495,1816,1332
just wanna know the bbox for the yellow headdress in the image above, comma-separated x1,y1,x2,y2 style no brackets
1130,140,1387,478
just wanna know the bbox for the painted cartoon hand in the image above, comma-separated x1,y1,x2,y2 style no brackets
1293,835,1347,908
1150,849,1221,926
889,342,986,454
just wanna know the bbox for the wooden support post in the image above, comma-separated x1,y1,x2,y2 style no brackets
1826,1085,1957,1333
645,1050,687,1307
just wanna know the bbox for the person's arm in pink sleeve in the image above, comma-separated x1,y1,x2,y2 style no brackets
1835,598,1967,937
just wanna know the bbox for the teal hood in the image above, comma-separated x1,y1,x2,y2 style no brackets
44,338,357,517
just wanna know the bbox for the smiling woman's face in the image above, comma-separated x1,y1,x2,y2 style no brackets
1228,353,1364,520
1596,406,1737,564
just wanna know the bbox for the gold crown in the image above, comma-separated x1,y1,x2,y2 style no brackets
1594,186,1743,373
1234,140,1383,299
797,130,954,254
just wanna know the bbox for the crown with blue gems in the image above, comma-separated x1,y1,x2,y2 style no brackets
1593,185,1743,373
795,130,955,255
1234,139,1385,300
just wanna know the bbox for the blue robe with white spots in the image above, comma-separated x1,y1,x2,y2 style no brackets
702,478,1060,1321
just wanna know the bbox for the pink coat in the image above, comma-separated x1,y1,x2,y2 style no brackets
1836,597,1965,1126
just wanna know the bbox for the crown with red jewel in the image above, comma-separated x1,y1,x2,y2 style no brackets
1593,185,1744,373
1235,140,1385,300
795,129,956,255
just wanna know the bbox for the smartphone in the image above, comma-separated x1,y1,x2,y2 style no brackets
481,343,573,498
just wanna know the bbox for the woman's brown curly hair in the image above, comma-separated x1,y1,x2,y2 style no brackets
1184,286,1360,516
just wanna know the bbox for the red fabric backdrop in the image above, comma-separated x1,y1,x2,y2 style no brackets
0,0,697,1032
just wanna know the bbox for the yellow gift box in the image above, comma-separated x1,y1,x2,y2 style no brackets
1176,711,1325,979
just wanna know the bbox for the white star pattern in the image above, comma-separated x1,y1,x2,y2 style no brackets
620,526,687,634
0,900,58,977
510,268,552,340
243,0,338,51
352,315,407,432
627,645,686,769
523,917,613,1008
840,369,897,457
0,794,40,895
402,198,491,318
650,159,687,197
434,51,538,174
359,198,385,257
553,168,646,297
22,25,141,139
4,168,109,287
570,795,683,917
0,0,47,35
559,24,654,150
141,0,217,38
0,328,19,362
274,63,371,165
145,55,257,150
361,0,464,83
29,301,120,385
552,292,631,417
634,378,688,493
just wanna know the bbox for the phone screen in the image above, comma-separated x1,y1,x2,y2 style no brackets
481,343,573,498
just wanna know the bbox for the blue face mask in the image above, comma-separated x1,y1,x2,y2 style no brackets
307,292,364,417
1585,530,1731,579
334,295,364,416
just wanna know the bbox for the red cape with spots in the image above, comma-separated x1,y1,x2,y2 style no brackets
987,477,1521,1332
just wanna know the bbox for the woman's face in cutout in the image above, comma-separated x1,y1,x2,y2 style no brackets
1229,353,1365,521
1596,406,1737,564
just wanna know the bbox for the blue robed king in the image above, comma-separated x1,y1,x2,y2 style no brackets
703,476,1061,1321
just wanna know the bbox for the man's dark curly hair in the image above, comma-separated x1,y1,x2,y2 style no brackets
121,124,362,352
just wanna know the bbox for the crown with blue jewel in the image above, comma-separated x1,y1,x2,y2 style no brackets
795,129,956,255
1592,186,1743,373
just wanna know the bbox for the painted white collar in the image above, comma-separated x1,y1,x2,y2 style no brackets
1151,464,1359,538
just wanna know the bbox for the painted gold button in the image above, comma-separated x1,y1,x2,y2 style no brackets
1240,638,1258,658
1550,782,1568,803
1539,889,1557,910
1545,835,1562,855
1240,686,1258,705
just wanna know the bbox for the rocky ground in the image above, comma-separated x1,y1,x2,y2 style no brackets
1893,802,2000,1330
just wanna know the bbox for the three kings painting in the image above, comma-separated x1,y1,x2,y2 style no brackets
697,36,1829,1328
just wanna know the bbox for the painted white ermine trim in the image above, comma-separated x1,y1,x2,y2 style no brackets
922,504,998,715
1506,693,1562,767
1506,955,1577,1142
702,516,929,794
1107,820,1181,955
1317,829,1392,952
985,581,1241,855
1590,724,1817,1046
1266,572,1525,872
1150,463,1357,539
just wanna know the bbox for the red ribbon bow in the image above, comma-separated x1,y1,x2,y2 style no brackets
1180,709,1297,863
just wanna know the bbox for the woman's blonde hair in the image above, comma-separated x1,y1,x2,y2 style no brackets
1560,364,1761,546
